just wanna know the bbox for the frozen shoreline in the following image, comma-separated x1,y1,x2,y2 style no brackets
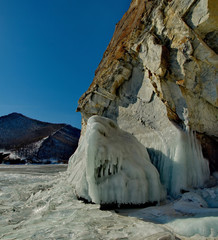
0,165,217,239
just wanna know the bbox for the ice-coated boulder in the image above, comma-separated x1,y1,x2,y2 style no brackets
67,115,166,206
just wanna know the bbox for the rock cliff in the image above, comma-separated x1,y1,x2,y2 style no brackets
77,0,218,172
0,113,80,164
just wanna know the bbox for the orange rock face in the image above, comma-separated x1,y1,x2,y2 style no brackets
78,0,147,107
77,0,218,171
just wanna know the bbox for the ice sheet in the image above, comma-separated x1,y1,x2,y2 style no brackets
0,165,175,240
0,165,217,239
121,191,218,238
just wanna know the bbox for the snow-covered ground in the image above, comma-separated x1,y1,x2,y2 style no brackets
0,165,218,240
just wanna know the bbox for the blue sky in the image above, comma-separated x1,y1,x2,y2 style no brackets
0,0,131,128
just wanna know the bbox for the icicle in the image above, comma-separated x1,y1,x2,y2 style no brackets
149,108,210,197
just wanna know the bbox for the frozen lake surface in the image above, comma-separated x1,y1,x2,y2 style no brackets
0,165,217,240
0,164,68,175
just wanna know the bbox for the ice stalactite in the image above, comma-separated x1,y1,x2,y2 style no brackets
148,109,210,197
67,115,166,205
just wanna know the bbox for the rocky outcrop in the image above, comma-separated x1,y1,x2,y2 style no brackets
77,0,218,171
0,152,10,164
36,124,80,163
0,113,80,164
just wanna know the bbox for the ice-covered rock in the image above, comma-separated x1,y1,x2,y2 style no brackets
195,186,218,208
77,0,218,172
68,115,166,205
68,114,209,205
173,192,208,212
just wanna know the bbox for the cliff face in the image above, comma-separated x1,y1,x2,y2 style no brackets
77,0,218,171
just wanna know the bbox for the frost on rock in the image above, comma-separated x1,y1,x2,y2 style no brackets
67,115,166,205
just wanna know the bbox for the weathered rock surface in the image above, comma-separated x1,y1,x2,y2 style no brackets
77,0,218,171
0,152,10,164
0,113,80,164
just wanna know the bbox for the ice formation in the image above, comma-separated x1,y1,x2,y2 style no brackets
147,108,210,197
148,128,210,196
67,115,166,205
125,191,218,238
68,115,210,205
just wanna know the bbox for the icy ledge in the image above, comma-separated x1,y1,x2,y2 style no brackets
67,115,166,205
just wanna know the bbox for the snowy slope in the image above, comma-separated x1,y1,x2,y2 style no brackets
0,113,80,163
0,113,64,148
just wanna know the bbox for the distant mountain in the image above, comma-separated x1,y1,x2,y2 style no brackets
0,113,80,164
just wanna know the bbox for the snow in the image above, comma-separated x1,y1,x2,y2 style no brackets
168,217,218,238
67,115,166,205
